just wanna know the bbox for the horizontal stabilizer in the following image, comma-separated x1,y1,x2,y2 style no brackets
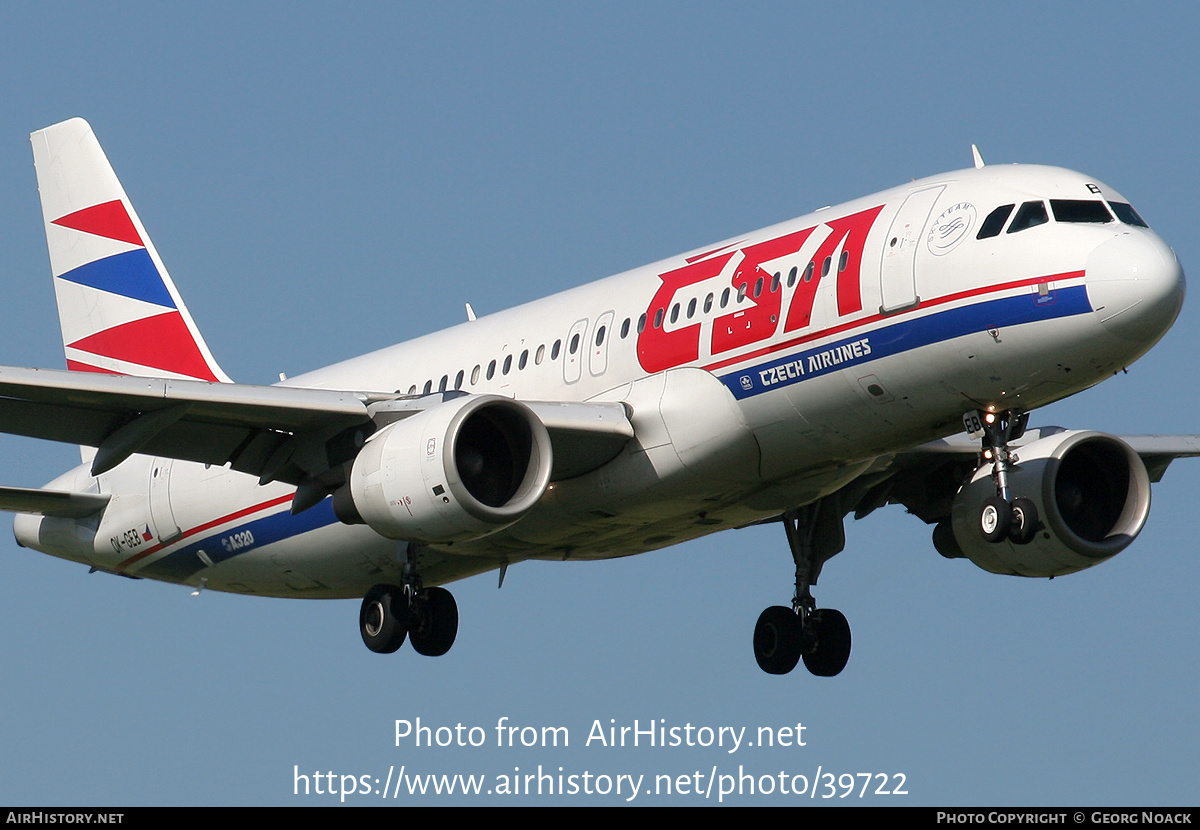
0,485,109,518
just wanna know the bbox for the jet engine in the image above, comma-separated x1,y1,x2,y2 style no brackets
946,431,1151,577
333,395,553,543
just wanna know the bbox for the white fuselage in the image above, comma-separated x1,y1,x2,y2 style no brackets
16,163,1185,598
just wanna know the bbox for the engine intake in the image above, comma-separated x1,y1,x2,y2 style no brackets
948,431,1151,577
334,395,553,543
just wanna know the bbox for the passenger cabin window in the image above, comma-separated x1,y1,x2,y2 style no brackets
977,204,1014,239
1109,201,1149,228
1051,200,1112,223
1007,200,1049,234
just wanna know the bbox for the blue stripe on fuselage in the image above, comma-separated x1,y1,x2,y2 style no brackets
138,498,339,582
720,285,1090,399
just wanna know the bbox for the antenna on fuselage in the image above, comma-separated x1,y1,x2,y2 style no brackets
466,303,477,321
971,144,985,168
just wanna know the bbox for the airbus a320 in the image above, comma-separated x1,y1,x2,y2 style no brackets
5,119,1193,676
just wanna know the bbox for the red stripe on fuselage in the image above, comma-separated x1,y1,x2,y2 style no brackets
116,493,294,572
702,270,1085,373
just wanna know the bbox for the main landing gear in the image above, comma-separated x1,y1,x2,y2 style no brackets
359,544,459,657
753,503,852,677
971,409,1039,545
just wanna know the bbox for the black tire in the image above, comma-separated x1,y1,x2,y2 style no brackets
980,496,1011,543
802,608,851,677
360,584,407,653
1008,497,1039,545
753,606,802,675
408,586,459,657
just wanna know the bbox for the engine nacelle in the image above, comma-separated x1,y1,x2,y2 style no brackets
334,395,553,543
949,431,1151,577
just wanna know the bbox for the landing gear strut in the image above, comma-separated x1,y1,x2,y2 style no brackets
358,543,459,656
753,502,852,677
972,409,1038,545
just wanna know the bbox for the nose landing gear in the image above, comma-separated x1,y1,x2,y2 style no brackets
970,409,1039,545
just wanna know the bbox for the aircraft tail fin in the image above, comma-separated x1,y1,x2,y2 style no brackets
30,118,232,383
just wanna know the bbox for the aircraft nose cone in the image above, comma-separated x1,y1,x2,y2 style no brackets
1086,232,1185,343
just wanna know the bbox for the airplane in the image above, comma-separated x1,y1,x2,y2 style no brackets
3,117,1193,677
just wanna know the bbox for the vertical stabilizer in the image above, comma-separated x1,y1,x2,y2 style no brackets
30,118,232,382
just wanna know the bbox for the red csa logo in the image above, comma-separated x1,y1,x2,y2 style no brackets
636,205,884,373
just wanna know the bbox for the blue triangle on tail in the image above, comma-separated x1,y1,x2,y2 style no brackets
56,249,177,309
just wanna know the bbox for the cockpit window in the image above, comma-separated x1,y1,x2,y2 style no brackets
1007,200,1048,234
1109,201,1149,228
1050,200,1113,223
976,204,1015,239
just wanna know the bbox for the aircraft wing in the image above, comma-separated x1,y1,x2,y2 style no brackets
0,365,633,487
846,427,1200,526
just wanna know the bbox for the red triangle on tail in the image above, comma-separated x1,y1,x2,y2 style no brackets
52,200,144,247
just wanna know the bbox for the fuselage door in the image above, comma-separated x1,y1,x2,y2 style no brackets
589,311,615,377
563,317,589,384
879,184,945,313
148,458,182,544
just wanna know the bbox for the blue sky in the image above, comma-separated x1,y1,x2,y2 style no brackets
0,3,1197,805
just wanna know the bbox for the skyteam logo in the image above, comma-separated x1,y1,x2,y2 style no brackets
927,202,976,256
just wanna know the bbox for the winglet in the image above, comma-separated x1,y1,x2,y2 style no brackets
30,119,232,382
971,144,985,169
